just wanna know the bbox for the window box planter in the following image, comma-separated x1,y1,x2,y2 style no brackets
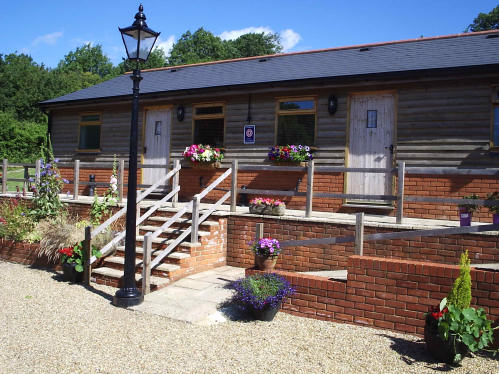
249,203,286,216
188,160,221,169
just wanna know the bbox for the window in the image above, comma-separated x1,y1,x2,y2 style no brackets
492,87,499,149
78,113,101,150
193,103,225,147
276,98,316,145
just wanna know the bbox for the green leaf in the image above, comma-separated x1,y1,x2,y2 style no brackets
462,333,476,350
439,297,447,311
75,264,83,272
462,308,476,320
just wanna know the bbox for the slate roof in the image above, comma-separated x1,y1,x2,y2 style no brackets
41,30,499,105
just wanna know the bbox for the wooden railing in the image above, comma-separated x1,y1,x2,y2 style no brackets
230,161,499,225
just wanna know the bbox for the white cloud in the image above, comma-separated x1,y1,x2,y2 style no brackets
155,35,175,56
219,26,274,41
218,26,301,52
280,29,301,51
32,32,63,46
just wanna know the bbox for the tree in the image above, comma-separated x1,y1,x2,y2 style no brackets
115,47,167,74
168,28,228,66
466,5,499,32
56,43,114,78
227,32,282,58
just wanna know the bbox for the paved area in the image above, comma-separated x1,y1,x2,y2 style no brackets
131,266,245,325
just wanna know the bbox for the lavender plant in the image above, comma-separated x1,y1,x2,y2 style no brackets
232,273,295,310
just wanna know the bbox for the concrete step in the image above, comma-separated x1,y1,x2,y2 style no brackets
138,225,211,237
92,267,170,288
116,246,192,262
146,216,220,227
135,235,201,247
104,256,181,273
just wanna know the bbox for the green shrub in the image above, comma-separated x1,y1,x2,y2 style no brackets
447,250,472,309
0,197,36,241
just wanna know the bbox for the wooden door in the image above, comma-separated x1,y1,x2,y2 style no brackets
346,93,395,204
142,108,171,188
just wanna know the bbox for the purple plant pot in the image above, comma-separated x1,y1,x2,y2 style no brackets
459,211,472,226
493,214,499,225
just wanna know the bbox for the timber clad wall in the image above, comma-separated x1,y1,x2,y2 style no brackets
227,216,499,270
246,256,499,336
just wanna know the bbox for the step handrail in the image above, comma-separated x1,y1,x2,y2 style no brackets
91,163,181,238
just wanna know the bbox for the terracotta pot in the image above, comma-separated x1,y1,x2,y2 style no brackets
62,262,83,283
188,160,220,169
424,316,468,365
458,207,472,226
248,301,282,321
254,255,277,271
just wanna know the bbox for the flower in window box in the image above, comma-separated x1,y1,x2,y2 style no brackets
267,145,313,165
183,144,224,168
249,197,286,215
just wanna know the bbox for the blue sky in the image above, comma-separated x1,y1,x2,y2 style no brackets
1,0,497,68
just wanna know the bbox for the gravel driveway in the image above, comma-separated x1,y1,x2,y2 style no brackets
1,261,497,374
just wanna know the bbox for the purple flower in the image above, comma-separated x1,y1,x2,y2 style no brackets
62,178,69,184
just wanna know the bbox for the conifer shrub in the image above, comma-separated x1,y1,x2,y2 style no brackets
447,250,472,309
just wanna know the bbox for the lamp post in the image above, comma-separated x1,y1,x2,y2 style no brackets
113,4,160,308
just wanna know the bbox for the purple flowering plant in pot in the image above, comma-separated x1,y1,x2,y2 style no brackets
232,273,295,321
486,192,499,225
251,237,281,270
267,145,313,166
458,194,480,227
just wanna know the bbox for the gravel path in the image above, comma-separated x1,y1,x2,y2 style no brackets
1,261,497,374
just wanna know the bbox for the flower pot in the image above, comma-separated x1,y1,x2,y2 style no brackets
249,302,282,321
493,213,499,225
424,316,468,364
458,208,472,226
249,204,266,214
254,255,277,271
189,160,220,169
272,160,307,167
271,204,286,216
62,262,83,283
249,203,286,216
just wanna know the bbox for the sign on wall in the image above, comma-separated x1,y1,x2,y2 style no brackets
244,124,255,144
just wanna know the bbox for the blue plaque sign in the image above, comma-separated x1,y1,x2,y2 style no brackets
244,124,255,144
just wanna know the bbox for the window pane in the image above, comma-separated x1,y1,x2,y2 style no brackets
81,114,100,122
79,125,101,149
195,106,223,116
194,118,224,147
277,114,315,145
279,100,314,111
494,107,499,146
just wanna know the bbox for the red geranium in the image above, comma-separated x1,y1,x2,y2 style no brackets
58,247,74,257
430,306,448,320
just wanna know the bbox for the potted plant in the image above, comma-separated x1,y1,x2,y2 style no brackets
58,241,102,283
182,144,224,168
251,237,281,270
458,194,480,226
424,251,497,364
267,145,313,166
248,197,286,216
232,273,295,321
486,192,499,225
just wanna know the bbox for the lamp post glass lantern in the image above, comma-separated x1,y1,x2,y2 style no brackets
113,4,159,308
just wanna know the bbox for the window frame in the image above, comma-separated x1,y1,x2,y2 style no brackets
491,86,499,150
192,102,226,147
77,112,102,152
275,96,317,145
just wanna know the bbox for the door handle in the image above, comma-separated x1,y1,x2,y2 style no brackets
385,144,394,154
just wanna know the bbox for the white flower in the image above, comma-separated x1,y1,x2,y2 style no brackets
110,176,118,185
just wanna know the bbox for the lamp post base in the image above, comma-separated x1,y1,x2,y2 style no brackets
113,287,144,308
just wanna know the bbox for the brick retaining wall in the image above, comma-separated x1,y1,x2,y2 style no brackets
246,255,499,336
0,239,59,269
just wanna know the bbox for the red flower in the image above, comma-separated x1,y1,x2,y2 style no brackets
0,217,6,224
58,247,74,257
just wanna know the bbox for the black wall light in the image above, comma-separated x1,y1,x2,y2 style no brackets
328,95,338,115
176,105,185,121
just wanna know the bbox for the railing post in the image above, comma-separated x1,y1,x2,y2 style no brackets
35,159,41,186
23,165,29,192
396,161,405,224
118,158,125,204
172,159,180,208
83,226,92,286
255,222,264,241
230,159,238,212
354,212,364,256
191,194,200,245
306,160,314,217
2,159,8,194
136,204,141,236
73,160,80,200
142,232,152,295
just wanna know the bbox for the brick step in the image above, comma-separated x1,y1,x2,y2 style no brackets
138,225,211,237
92,266,170,290
115,245,192,264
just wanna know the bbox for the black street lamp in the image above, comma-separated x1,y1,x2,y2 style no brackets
113,4,160,308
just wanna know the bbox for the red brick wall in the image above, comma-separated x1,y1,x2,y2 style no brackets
0,239,60,269
227,216,499,270
246,255,499,336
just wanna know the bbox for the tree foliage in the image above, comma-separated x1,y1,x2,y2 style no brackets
168,28,282,66
115,47,167,74
56,43,115,79
447,250,472,310
466,5,499,32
